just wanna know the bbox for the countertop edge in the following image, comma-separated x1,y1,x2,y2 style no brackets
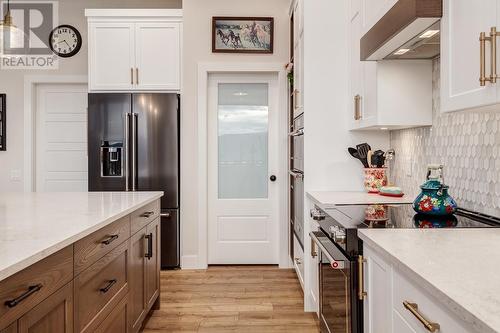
358,230,497,333
0,192,163,282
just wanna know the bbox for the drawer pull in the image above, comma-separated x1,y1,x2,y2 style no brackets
101,234,119,245
140,211,155,218
99,279,117,294
358,256,367,300
5,284,43,308
403,301,440,332
145,233,153,259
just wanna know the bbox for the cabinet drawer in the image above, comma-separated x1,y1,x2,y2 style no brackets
293,235,304,289
0,246,73,329
393,270,472,333
74,241,129,333
74,215,130,275
95,295,128,333
131,200,160,235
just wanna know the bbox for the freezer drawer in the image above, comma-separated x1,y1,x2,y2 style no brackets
161,209,179,269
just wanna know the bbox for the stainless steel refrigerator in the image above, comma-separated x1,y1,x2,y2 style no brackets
88,93,180,269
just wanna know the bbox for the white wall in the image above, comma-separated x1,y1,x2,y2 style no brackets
0,0,181,191
181,0,290,264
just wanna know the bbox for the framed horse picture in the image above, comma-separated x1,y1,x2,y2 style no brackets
212,17,274,53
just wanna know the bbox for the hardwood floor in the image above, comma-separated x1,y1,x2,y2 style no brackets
142,266,320,333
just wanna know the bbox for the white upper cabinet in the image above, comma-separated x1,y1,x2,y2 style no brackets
89,23,135,91
135,23,181,91
86,9,182,92
441,0,498,112
349,3,433,130
361,0,398,34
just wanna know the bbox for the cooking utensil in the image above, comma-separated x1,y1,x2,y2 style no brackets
356,143,371,168
348,147,369,168
372,150,386,168
367,150,373,168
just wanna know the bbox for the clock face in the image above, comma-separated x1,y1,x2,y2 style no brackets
49,25,82,58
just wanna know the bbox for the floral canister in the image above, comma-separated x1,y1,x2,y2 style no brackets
413,165,458,216
363,168,388,193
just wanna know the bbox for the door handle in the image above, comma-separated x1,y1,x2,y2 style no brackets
131,113,138,191
125,113,131,191
354,95,362,120
289,170,303,179
358,255,367,300
136,68,139,85
270,175,277,182
160,213,171,218
145,233,153,259
130,68,134,85
480,28,498,86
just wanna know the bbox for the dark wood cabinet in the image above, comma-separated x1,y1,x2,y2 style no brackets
0,199,160,333
0,322,17,333
145,218,160,310
17,282,73,333
129,229,147,332
95,296,128,333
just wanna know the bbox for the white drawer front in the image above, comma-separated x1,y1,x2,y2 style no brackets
393,270,472,333
293,235,305,289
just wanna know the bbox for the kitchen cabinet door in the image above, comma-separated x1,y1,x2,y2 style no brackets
129,228,147,333
350,8,364,125
18,282,73,333
363,246,391,333
441,0,498,112
135,23,181,91
89,22,135,91
361,0,397,34
145,218,160,309
0,322,17,333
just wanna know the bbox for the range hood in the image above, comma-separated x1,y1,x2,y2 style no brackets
360,0,442,61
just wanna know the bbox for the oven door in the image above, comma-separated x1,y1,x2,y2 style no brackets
310,231,353,333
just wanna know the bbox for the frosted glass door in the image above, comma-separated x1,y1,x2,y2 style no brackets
217,83,269,199
207,73,279,265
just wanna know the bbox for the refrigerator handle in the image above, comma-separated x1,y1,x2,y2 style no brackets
125,113,131,191
132,113,138,191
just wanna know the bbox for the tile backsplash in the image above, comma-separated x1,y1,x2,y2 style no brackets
389,59,500,217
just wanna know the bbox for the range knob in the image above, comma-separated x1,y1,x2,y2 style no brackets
310,209,326,221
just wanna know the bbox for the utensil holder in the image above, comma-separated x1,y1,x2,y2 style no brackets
364,168,388,193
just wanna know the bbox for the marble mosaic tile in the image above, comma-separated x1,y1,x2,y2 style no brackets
389,59,500,217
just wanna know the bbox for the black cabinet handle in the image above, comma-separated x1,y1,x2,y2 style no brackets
101,234,119,245
5,284,43,308
140,211,155,218
270,175,277,182
99,279,117,294
145,233,153,260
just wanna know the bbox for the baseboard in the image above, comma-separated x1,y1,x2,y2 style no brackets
181,255,203,269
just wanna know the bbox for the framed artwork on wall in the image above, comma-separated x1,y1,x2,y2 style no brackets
0,94,5,151
212,17,274,54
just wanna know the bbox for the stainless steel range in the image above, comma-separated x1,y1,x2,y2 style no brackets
310,204,500,333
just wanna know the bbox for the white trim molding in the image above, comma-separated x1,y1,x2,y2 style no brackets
23,75,88,192
196,62,289,270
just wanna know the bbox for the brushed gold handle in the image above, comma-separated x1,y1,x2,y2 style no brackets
310,236,317,258
354,95,362,120
491,27,497,84
357,255,367,300
131,68,134,85
136,68,139,85
403,301,441,332
480,31,493,86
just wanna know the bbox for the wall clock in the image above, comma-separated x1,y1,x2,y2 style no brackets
49,25,82,58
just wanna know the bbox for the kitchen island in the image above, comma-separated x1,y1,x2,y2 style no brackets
0,191,163,333
360,228,500,333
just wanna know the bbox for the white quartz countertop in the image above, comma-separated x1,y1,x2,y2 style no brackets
359,229,500,333
306,191,414,208
0,191,163,282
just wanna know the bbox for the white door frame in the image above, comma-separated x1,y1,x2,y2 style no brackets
196,62,289,269
23,75,88,192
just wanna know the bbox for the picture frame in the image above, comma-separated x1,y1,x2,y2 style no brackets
212,16,274,54
0,94,5,151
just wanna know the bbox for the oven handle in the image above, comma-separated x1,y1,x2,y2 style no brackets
289,129,304,137
309,231,336,264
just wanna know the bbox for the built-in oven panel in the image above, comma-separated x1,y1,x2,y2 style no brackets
291,170,304,247
311,231,359,333
291,115,304,171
